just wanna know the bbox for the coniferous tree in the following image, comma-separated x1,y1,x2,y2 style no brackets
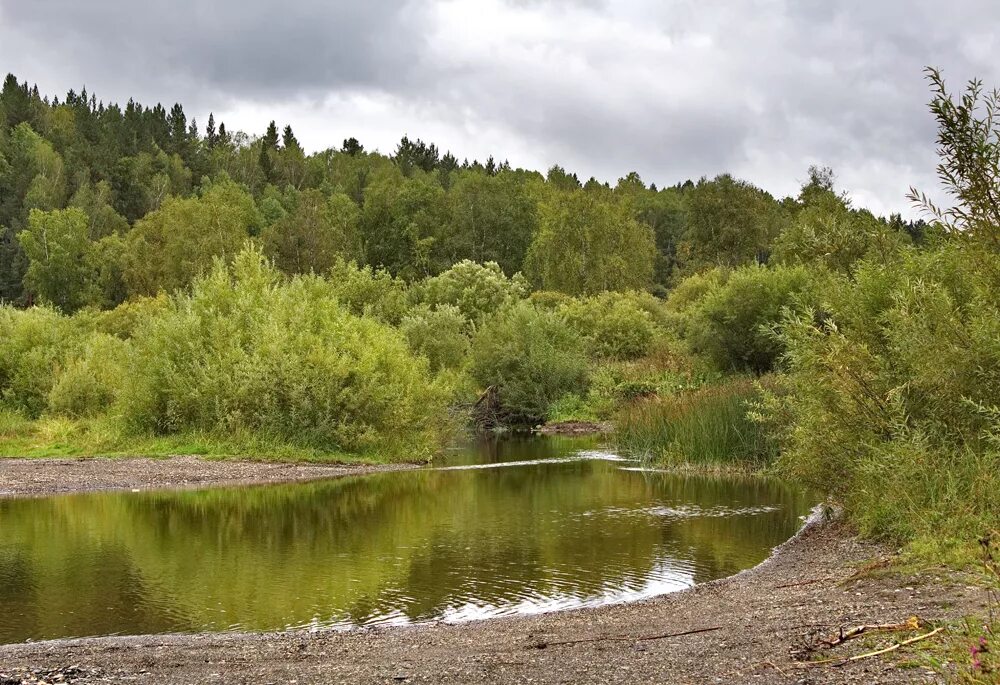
1,74,31,128
205,113,218,148
262,121,280,150
341,137,364,156
167,103,187,154
282,125,299,150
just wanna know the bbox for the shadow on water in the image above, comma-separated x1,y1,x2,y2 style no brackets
0,436,813,643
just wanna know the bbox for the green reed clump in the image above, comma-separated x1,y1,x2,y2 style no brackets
614,377,776,468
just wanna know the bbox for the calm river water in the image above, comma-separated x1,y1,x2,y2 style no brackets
0,435,812,643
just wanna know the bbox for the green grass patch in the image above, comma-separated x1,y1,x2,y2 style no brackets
0,410,416,464
613,377,776,469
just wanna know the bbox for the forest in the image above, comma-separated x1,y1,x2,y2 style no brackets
0,68,997,561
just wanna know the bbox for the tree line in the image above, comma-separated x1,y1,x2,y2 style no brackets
0,73,925,313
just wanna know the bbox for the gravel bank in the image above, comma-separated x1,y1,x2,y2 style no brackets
0,455,419,498
0,513,982,684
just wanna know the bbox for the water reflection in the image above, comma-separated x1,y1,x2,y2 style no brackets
0,437,812,643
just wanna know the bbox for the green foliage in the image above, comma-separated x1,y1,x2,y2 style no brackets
400,304,470,372
0,305,79,417
48,333,128,418
262,189,361,274
360,173,445,278
327,258,410,324
68,180,129,239
615,377,776,468
528,290,573,310
526,190,656,295
438,171,538,274
18,207,96,312
678,175,785,273
766,243,1000,546
635,187,687,285
560,291,657,361
678,264,819,373
908,68,1000,249
125,177,262,295
664,267,729,315
470,303,589,424
119,247,445,457
412,259,528,325
774,184,907,271
93,294,171,339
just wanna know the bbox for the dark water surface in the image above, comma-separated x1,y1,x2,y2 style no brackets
0,436,812,643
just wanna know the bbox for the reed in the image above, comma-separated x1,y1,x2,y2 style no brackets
614,377,775,468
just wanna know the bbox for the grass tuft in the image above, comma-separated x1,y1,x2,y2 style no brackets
613,377,776,469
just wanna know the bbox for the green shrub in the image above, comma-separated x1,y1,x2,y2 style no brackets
470,302,588,424
546,393,599,422
560,292,656,360
664,267,729,315
400,305,470,372
681,264,819,373
120,247,446,458
48,333,129,417
413,260,528,326
327,258,410,324
93,294,171,339
528,290,573,311
0,306,80,417
767,243,1000,548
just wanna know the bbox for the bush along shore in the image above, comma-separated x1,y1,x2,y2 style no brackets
0,68,998,679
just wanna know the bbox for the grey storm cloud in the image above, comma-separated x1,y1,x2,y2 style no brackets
1,0,999,213
0,0,430,101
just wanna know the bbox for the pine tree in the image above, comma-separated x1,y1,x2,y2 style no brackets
262,121,280,150
282,124,299,150
1,74,31,128
167,103,187,152
341,137,363,156
205,113,217,148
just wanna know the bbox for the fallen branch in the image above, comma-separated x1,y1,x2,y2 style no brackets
795,626,944,668
532,625,723,649
818,616,922,649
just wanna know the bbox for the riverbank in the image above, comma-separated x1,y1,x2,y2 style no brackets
0,514,984,684
0,455,421,497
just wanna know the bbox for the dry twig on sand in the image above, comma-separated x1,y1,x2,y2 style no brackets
795,626,945,668
532,625,723,649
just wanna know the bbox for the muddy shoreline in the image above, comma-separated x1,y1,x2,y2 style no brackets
0,455,421,498
0,499,982,684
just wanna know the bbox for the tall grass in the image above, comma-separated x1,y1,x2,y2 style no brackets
614,377,776,469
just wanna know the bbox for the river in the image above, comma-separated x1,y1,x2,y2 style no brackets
0,435,812,643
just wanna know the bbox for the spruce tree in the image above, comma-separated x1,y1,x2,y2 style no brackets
205,113,217,147
341,137,363,156
262,121,280,150
282,124,299,150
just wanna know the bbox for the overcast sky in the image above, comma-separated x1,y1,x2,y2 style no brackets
1,0,998,215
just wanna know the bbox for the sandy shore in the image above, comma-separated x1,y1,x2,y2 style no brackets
0,455,420,498
0,505,983,684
